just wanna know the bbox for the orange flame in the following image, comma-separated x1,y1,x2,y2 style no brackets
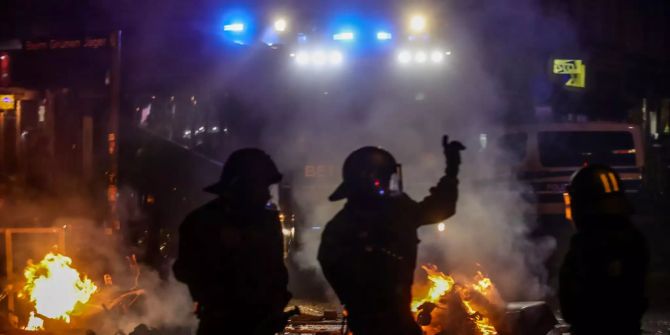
461,299,498,335
25,312,44,331
472,271,493,294
411,265,455,311
19,252,97,327
412,264,500,335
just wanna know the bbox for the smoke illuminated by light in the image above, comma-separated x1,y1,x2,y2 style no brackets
296,51,310,65
313,51,326,65
329,51,343,65
240,0,564,306
293,49,345,67
415,51,427,63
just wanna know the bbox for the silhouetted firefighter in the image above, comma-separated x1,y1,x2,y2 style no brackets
318,135,465,335
173,148,291,335
560,164,649,335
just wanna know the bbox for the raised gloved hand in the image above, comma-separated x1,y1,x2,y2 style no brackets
443,135,466,178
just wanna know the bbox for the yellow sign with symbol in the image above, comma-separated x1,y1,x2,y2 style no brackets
553,59,586,88
0,95,15,110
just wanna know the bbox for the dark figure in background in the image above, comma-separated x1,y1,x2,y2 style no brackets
560,164,649,335
173,148,291,335
318,136,465,335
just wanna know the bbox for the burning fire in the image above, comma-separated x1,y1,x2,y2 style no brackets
411,265,455,311
25,312,44,331
412,264,503,335
19,252,98,329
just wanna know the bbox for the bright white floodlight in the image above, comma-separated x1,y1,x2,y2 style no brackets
397,50,412,64
431,50,444,63
274,18,287,32
409,15,427,33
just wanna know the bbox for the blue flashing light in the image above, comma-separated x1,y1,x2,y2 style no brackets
219,8,255,45
224,23,245,32
326,13,395,53
376,31,392,40
333,32,355,41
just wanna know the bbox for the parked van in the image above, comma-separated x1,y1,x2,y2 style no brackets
478,122,644,216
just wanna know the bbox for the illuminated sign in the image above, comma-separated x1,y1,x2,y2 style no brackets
553,59,586,88
0,94,14,110
23,37,109,51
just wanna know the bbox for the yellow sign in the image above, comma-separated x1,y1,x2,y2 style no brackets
553,59,586,88
0,95,15,110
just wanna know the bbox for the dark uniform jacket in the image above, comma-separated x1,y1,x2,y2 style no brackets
559,218,648,335
318,176,458,316
173,200,290,317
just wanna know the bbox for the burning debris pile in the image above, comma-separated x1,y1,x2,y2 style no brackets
411,264,505,335
8,249,195,335
19,252,98,330
282,262,557,335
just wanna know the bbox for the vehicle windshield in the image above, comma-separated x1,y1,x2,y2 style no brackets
538,131,636,167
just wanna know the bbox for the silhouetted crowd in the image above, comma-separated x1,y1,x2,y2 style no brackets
173,136,648,335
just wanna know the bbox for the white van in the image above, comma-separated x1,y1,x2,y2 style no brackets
479,122,645,216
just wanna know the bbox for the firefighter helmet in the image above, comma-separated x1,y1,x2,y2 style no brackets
565,164,632,220
329,146,398,201
204,148,282,194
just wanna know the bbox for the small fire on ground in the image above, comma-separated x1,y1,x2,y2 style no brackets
18,252,98,330
412,264,504,335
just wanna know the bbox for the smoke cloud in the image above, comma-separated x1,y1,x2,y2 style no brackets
1,191,196,334
223,0,578,302
3,1,583,332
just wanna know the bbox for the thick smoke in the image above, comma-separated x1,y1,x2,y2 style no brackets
229,0,579,301
2,191,196,334
5,1,581,332
79,190,198,334
61,216,198,335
